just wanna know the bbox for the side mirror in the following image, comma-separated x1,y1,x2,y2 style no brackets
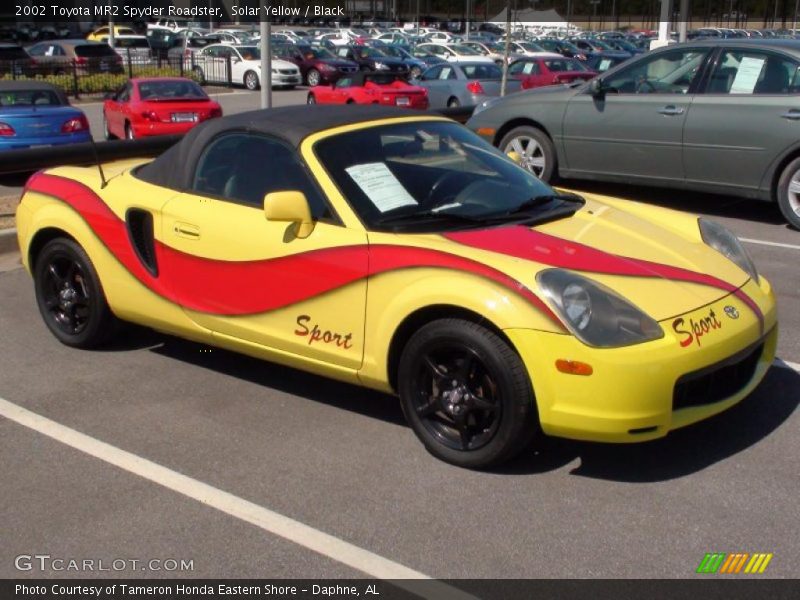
264,191,315,238
589,78,606,97
506,150,522,165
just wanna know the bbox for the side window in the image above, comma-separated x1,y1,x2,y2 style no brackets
118,83,131,102
523,62,539,75
508,61,525,75
28,44,44,56
439,66,453,80
707,50,800,95
335,77,352,88
192,134,332,219
604,49,709,94
421,66,441,80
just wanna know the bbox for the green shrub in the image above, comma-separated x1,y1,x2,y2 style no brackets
0,67,202,96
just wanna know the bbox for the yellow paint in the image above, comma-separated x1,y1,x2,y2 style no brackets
16,115,779,444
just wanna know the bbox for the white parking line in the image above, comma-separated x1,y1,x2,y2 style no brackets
741,238,800,251
774,358,800,373
0,397,474,599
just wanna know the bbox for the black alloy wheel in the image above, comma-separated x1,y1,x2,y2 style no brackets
34,238,117,348
398,319,537,468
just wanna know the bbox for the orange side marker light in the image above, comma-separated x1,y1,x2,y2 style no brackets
555,359,593,376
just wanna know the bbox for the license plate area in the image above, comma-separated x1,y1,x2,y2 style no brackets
171,112,197,123
395,96,410,106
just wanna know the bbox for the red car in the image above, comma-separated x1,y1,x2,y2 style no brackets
508,56,597,90
102,77,222,140
306,72,429,109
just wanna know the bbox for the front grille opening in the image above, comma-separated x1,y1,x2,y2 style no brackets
673,342,764,411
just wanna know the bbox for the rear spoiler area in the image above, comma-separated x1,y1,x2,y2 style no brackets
0,106,475,182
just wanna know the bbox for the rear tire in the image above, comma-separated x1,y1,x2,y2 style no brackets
125,122,134,140
306,68,321,86
776,156,800,230
397,318,538,469
498,125,557,182
102,113,115,140
34,238,117,348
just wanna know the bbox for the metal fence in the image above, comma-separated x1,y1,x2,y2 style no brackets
0,49,220,99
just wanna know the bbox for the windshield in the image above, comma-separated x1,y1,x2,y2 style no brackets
138,80,207,99
314,121,560,232
451,45,481,55
0,89,64,106
517,42,545,52
355,47,385,58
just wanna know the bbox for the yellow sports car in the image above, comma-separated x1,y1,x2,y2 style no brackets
15,106,777,468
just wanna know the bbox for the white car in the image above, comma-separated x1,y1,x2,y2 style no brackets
460,41,526,65
315,32,351,47
508,41,554,57
415,43,495,64
424,31,461,43
192,44,301,90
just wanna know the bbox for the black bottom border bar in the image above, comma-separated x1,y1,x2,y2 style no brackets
3,579,799,600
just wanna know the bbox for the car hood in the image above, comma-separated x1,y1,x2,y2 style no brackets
407,195,751,322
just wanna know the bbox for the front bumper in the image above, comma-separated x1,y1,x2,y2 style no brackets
506,277,778,442
271,73,301,86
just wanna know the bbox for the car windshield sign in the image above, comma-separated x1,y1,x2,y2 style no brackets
314,121,581,232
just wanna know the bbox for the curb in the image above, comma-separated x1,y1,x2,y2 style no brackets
0,229,18,255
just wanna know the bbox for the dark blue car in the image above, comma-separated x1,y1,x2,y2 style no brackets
0,81,91,151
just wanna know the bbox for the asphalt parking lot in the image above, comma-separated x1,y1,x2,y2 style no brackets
0,88,798,582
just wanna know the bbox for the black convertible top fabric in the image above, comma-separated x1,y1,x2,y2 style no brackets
135,104,420,190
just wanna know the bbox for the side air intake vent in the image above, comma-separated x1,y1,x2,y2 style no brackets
126,208,158,276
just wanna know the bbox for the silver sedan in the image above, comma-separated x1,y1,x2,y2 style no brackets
411,61,521,108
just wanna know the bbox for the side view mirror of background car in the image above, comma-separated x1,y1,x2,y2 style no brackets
263,191,315,238
589,78,607,97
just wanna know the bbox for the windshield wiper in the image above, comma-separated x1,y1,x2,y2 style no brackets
497,193,583,217
374,210,483,226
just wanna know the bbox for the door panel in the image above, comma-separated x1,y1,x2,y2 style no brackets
160,194,368,370
684,48,800,192
562,47,709,181
562,92,689,180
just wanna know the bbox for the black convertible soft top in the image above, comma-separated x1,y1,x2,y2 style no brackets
136,104,422,190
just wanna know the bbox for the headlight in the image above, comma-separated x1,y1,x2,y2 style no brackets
538,269,664,348
472,96,502,116
699,218,758,282
271,68,278,73
374,62,389,70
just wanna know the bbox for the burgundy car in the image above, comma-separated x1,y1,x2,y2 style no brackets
275,44,358,87
508,55,597,90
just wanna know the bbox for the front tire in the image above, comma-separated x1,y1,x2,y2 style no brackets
499,125,557,182
125,122,134,140
397,319,538,469
34,238,117,348
776,156,800,230
244,70,259,90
